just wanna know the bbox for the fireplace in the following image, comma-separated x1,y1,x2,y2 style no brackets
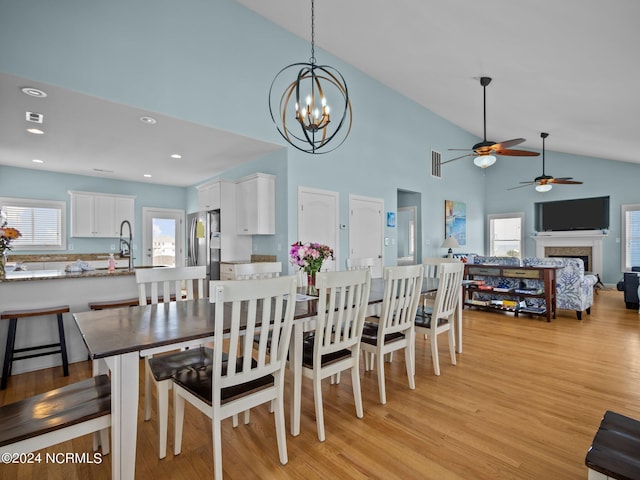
545,246,592,271
533,230,606,277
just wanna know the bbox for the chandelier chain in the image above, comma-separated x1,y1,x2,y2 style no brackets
310,0,316,64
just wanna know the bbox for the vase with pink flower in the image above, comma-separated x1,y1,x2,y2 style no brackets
0,210,22,277
289,241,334,295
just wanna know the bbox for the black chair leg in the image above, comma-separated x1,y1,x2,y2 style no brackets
576,311,583,320
586,307,591,315
1,318,18,390
56,313,69,377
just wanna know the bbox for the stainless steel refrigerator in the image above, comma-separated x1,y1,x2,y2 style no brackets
187,210,221,287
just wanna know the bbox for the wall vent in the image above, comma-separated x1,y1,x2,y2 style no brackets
26,111,44,123
431,149,442,178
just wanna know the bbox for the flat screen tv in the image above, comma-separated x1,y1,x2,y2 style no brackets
535,196,610,232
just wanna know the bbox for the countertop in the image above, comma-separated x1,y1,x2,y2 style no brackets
0,268,136,282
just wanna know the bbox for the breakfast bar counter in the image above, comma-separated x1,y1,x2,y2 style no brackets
0,268,139,378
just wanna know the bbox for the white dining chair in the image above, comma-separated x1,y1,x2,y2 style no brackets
360,265,423,404
301,268,371,441
234,261,282,279
173,276,297,480
414,262,464,375
135,266,208,459
346,257,375,271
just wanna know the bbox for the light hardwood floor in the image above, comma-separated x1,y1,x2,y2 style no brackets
1,289,639,480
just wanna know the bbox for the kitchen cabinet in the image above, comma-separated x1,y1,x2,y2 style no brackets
236,173,275,235
197,181,221,211
69,191,135,237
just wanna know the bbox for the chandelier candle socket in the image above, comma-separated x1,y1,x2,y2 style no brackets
269,0,352,154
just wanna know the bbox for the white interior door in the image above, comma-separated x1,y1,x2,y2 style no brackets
349,195,384,278
298,187,339,272
142,207,185,267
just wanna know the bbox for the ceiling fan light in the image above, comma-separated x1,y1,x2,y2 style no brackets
473,154,496,168
535,183,553,192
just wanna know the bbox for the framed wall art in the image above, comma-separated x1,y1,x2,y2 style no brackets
444,200,466,245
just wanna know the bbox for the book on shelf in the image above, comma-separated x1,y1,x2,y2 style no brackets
502,300,518,308
493,287,513,293
467,299,490,306
514,288,543,295
518,306,547,314
477,285,493,291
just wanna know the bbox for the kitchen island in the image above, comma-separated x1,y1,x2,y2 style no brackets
0,268,138,377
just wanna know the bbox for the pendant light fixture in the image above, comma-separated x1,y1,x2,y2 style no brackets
268,0,352,154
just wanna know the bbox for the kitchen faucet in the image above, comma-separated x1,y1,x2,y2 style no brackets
119,220,133,271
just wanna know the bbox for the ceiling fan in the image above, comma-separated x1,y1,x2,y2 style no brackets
441,76,539,168
509,132,583,192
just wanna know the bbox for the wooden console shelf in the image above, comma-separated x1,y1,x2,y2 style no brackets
464,264,558,322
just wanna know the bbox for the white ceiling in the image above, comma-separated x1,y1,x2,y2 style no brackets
0,72,282,187
1,1,639,187
238,0,640,165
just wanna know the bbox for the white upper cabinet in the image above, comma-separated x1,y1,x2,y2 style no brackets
69,191,135,237
235,173,275,235
197,181,221,211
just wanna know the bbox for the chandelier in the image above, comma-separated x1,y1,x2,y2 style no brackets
269,0,352,154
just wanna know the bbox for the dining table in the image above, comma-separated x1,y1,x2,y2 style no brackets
72,276,464,479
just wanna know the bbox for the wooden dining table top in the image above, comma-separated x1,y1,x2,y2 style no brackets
73,277,439,360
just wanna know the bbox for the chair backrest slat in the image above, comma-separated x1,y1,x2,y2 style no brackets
210,276,297,391
315,269,371,357
135,266,206,305
380,265,424,334
433,262,465,320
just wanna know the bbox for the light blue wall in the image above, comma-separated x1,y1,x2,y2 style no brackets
0,165,186,255
486,151,640,283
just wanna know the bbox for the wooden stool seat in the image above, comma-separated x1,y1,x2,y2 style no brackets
0,374,111,454
586,410,640,480
88,298,140,310
1,305,70,390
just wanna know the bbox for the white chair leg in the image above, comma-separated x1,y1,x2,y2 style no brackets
431,332,440,376
173,389,185,455
212,418,223,480
313,374,325,442
351,363,364,419
273,393,288,465
157,379,170,459
243,409,250,425
232,414,239,428
376,349,386,405
144,357,153,421
405,344,415,390
448,329,457,366
99,427,110,455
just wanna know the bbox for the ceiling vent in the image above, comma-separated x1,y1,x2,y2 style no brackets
26,111,44,123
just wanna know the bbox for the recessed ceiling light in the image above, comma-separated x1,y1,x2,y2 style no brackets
144,174,152,178
139,116,157,125
170,154,182,159
27,128,44,135
21,87,47,98
31,159,44,164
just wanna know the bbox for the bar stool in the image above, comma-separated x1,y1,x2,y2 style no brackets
1,305,70,390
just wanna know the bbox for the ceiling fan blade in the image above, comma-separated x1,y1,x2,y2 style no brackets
495,149,540,157
550,179,583,185
493,138,526,150
440,153,472,165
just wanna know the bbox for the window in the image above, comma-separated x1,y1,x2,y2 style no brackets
621,204,640,271
488,213,523,258
0,198,66,250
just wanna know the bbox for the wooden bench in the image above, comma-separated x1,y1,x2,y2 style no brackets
585,410,640,479
1,305,70,390
0,375,111,455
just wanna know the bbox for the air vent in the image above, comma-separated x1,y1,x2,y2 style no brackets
26,111,44,123
431,149,442,178
93,168,114,173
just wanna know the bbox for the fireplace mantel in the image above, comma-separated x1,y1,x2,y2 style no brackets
532,230,607,277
